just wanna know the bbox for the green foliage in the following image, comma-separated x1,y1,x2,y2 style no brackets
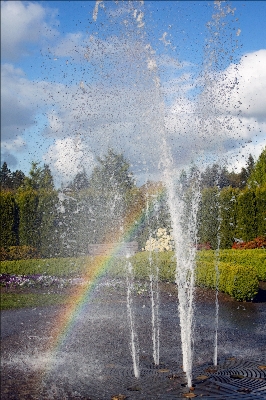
198,187,220,249
219,187,238,249
23,162,54,191
0,246,40,261
0,192,19,246
116,250,260,300
1,249,263,301
1,292,68,310
248,147,266,187
256,184,266,236
69,169,89,191
37,189,59,258
131,251,176,281
197,249,266,281
195,260,258,301
235,188,257,241
0,162,25,190
83,149,137,244
16,189,40,249
0,256,91,277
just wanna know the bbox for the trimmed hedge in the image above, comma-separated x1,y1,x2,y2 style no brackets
111,251,259,300
0,256,91,277
0,246,40,261
1,250,263,301
195,260,258,301
128,251,176,281
197,249,266,281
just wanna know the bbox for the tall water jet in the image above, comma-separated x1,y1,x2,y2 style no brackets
126,256,140,378
164,158,201,387
145,194,160,366
213,184,222,367
88,0,241,387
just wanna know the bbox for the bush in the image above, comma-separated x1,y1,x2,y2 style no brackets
131,251,176,281
0,246,40,261
109,252,176,282
197,249,266,281
0,256,91,277
232,236,266,249
128,251,260,300
196,260,259,301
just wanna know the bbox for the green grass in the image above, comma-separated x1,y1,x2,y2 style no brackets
1,249,265,308
0,291,69,310
0,256,93,277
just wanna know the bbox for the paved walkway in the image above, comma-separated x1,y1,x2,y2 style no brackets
1,279,266,399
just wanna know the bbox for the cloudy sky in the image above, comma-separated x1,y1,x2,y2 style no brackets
1,0,266,185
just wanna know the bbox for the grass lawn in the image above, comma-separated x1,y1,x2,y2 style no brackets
0,288,70,310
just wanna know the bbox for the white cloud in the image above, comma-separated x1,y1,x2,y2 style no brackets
226,49,266,121
1,64,37,140
44,137,95,184
163,49,266,169
1,1,58,61
1,5,265,185
2,136,26,152
49,32,86,62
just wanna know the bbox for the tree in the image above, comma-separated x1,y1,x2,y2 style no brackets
87,149,136,243
40,164,55,190
24,162,54,191
0,162,25,191
69,169,89,191
255,184,266,237
0,162,12,189
219,187,238,248
38,189,59,258
89,149,135,193
235,188,257,242
248,147,266,187
16,189,41,249
0,191,19,246
200,164,230,189
10,170,25,190
198,187,220,249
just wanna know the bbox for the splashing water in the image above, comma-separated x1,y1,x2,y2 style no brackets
213,185,222,367
149,254,160,366
88,0,240,387
146,195,160,365
126,257,140,378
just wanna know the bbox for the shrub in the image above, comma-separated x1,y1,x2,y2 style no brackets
197,249,266,281
0,246,40,261
196,261,258,301
143,228,174,252
0,256,91,277
232,236,266,249
129,251,260,300
131,251,176,281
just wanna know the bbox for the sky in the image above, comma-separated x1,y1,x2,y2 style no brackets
1,0,266,186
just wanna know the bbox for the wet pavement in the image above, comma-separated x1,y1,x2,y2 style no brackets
1,278,266,399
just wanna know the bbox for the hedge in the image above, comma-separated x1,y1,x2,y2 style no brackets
195,260,258,301
0,246,40,261
1,250,263,301
111,251,259,301
197,249,266,281
0,257,91,277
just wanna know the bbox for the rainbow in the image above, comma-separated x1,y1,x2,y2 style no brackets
42,184,166,376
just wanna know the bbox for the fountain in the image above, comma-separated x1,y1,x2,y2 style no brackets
1,1,266,399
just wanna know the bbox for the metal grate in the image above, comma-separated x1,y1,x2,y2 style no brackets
192,358,266,399
41,358,266,399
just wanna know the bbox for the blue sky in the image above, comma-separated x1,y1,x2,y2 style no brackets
1,1,266,185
